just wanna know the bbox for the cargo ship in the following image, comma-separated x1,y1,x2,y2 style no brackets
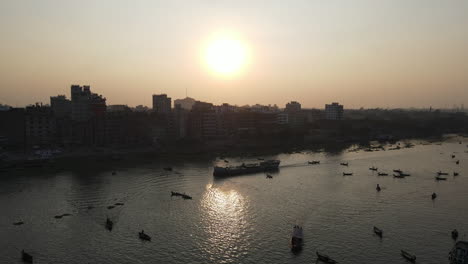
213,160,280,177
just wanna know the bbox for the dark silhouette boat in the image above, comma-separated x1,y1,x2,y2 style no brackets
451,154,456,159
373,226,383,237
449,241,468,264
456,160,460,165
435,176,447,181
340,162,348,166
13,221,24,226
213,160,280,177
393,169,403,173
454,172,459,176
22,250,33,263
393,174,405,178
54,215,63,219
107,205,115,209
376,184,381,192
114,202,124,206
171,191,192,200
369,166,378,171
308,161,320,164
437,171,448,176
377,172,388,176
432,193,437,200
290,225,303,251
343,172,353,176
452,229,459,240
316,251,337,263
266,174,273,179
111,171,117,175
106,217,113,231
401,250,416,263
139,230,151,241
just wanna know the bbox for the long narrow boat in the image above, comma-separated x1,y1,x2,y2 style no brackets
369,166,378,171
139,231,151,241
452,229,459,240
343,172,353,176
316,251,338,264
401,250,416,263
393,174,405,178
435,176,447,181
377,172,388,176
340,162,348,166
290,225,303,251
106,217,113,231
437,171,449,176
22,250,33,263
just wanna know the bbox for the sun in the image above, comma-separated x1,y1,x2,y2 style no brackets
204,34,249,77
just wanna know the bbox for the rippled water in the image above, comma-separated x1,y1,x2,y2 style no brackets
1,139,468,264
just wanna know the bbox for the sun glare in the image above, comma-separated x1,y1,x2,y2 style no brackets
204,34,249,77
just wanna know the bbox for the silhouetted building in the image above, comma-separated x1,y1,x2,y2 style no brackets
325,102,344,120
285,101,301,113
71,85,106,121
0,108,25,149
153,94,171,114
188,101,218,140
174,97,196,111
50,95,71,118
25,104,56,147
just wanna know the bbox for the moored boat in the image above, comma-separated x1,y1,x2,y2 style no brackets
435,176,447,181
393,174,405,178
308,160,320,165
369,166,378,171
340,162,348,166
316,251,337,264
378,172,388,176
373,226,383,237
393,169,403,173
139,230,151,241
213,160,280,177
401,250,416,263
437,171,448,176
290,225,303,251
343,172,353,176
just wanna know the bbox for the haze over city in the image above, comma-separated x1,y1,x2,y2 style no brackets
1,0,467,108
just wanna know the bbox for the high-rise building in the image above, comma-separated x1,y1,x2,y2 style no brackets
174,97,196,111
70,85,106,121
50,95,71,118
325,102,344,120
152,94,172,114
25,103,56,146
285,101,301,112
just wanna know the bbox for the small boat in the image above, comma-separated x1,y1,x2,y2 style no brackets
393,174,405,178
13,221,24,226
111,171,117,175
316,251,337,264
343,172,353,176
22,250,33,263
87,206,94,210
400,173,411,176
106,217,113,231
139,230,151,241
431,193,437,200
437,171,449,176
266,174,273,179
54,215,63,219
290,225,303,251
376,184,381,192
393,169,403,173
454,172,459,176
451,154,456,159
456,160,460,165
373,226,383,237
107,205,115,209
401,250,416,262
435,176,447,181
308,161,320,165
369,167,378,171
171,191,192,200
224,159,229,163
163,167,173,171
452,229,459,240
340,162,348,166
377,172,388,176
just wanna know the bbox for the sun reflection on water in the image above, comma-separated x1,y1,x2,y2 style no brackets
200,183,250,262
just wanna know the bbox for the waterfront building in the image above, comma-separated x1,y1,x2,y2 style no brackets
325,102,344,120
153,94,172,114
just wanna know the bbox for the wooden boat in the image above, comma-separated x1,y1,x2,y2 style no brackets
393,169,403,173
171,191,192,200
431,193,437,200
107,205,115,209
378,172,388,176
13,221,24,226
369,167,378,171
290,225,303,251
376,184,381,192
343,172,353,176
401,250,416,263
451,154,456,159
340,162,348,166
54,215,63,219
373,226,383,237
22,250,33,263
106,217,113,231
393,174,405,178
456,160,460,165
114,202,124,206
139,231,151,241
454,172,459,176
435,176,447,181
224,159,229,163
437,171,448,176
266,174,273,179
452,229,459,240
308,161,320,165
316,251,337,264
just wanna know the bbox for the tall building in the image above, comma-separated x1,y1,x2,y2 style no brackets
70,85,106,121
25,103,56,147
50,95,71,118
174,97,196,111
325,102,344,120
152,94,172,114
285,101,301,112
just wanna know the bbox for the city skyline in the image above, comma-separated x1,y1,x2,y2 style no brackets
1,0,467,108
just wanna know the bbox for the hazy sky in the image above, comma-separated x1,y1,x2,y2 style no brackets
1,0,467,108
